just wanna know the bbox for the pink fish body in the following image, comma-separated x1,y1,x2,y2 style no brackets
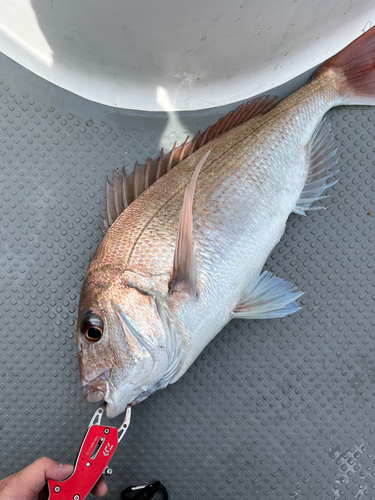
76,28,375,417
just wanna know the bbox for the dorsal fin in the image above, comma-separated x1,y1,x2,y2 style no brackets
105,95,277,229
169,151,210,299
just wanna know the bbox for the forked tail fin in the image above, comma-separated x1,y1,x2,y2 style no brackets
315,25,375,105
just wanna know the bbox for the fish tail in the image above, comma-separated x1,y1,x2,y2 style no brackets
314,25,375,105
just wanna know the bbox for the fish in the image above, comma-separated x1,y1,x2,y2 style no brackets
76,27,375,418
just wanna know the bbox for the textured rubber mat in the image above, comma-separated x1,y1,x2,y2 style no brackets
0,51,375,500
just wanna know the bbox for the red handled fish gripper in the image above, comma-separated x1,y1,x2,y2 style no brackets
47,403,131,500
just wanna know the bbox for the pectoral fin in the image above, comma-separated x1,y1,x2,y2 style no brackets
169,151,210,298
233,271,303,319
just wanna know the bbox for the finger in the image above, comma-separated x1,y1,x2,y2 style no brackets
37,483,50,500
91,476,108,497
14,458,73,498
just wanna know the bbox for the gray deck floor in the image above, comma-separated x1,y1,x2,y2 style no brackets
0,52,374,500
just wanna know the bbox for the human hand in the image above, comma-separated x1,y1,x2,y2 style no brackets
0,457,107,500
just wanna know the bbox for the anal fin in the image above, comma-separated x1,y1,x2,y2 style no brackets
294,120,339,215
233,271,303,320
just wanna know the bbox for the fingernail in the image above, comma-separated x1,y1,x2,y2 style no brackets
59,463,73,470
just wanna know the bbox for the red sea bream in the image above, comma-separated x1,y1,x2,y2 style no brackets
76,27,375,417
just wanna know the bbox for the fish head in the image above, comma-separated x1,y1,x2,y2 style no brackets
77,276,181,418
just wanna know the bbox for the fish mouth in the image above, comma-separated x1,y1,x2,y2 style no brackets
81,372,157,417
104,384,148,418
81,370,111,404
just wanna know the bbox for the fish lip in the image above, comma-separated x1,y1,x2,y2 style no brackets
82,384,104,397
104,385,142,417
81,370,111,402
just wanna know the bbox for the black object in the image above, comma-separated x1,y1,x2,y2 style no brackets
121,481,168,500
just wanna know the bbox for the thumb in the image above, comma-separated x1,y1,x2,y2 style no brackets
15,458,73,498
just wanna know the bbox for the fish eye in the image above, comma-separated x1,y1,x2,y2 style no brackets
80,314,104,343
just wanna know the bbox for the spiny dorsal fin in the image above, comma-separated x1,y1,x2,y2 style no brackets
169,151,210,298
105,95,277,229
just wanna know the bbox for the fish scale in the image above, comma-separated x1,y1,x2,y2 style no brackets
106,74,335,300
77,27,375,418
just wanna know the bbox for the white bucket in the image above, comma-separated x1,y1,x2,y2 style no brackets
0,0,373,111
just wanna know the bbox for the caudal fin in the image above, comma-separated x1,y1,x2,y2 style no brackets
315,26,375,105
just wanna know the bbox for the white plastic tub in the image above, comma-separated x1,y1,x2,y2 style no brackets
0,0,373,111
